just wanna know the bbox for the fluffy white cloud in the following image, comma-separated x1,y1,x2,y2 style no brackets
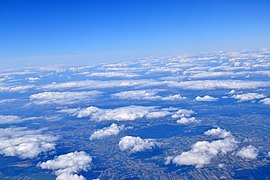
68,105,171,122
0,127,57,159
204,127,231,138
167,128,237,168
90,123,125,140
260,98,270,105
232,93,265,102
39,151,92,180
171,109,198,124
166,80,270,90
112,89,186,101
237,145,258,159
177,117,198,124
195,95,218,102
29,91,102,105
118,136,157,153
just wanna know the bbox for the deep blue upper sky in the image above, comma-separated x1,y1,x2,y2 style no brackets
0,0,270,68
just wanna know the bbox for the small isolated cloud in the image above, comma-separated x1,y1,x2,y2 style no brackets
39,151,92,180
195,95,218,102
232,93,265,102
68,105,171,121
112,89,186,101
119,136,158,153
177,117,198,124
0,127,57,159
260,98,270,105
29,91,102,105
237,145,258,160
90,123,125,140
167,128,237,168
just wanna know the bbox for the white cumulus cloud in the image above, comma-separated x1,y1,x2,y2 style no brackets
237,145,258,160
195,95,218,102
177,117,198,124
119,136,158,153
90,123,125,140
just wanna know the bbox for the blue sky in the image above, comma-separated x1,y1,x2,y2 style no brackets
0,0,270,69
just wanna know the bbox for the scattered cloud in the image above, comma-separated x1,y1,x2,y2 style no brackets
195,95,218,102
39,151,92,180
90,123,125,140
232,93,265,102
237,145,258,160
0,127,57,159
118,136,158,153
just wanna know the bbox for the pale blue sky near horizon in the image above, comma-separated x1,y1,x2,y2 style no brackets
0,0,270,69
